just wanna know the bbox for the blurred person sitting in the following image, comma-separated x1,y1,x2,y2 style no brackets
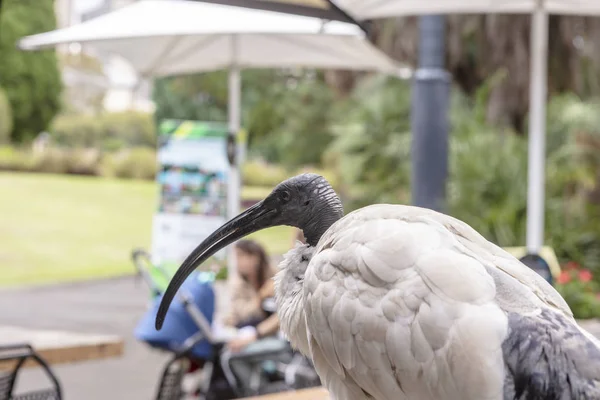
221,239,290,395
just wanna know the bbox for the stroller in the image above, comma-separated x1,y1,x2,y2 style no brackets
131,249,320,399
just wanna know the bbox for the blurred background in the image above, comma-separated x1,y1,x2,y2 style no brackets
1,0,600,399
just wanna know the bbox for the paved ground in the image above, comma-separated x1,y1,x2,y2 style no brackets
0,276,214,400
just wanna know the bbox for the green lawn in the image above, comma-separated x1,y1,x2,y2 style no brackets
0,172,292,287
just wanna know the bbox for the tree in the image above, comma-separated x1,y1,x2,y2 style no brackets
0,0,63,142
324,74,413,209
0,86,12,143
367,15,600,133
152,69,336,167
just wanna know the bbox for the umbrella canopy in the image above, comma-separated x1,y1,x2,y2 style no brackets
18,0,401,77
331,0,600,19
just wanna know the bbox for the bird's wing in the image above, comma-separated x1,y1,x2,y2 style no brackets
304,204,600,400
502,309,600,399
304,206,509,400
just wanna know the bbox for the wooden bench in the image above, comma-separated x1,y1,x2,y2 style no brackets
0,325,124,371
245,387,330,400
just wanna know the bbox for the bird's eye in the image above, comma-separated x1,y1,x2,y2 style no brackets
280,190,291,202
301,255,308,262
295,276,302,282
303,199,310,206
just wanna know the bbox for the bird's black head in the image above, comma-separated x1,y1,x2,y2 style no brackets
154,173,343,330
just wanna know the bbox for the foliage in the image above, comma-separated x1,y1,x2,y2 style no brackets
0,0,62,142
448,129,528,246
242,159,288,187
102,148,158,181
447,73,528,246
254,72,336,168
369,14,600,132
324,72,600,286
153,71,228,124
58,52,104,75
153,69,287,143
152,69,335,168
0,146,155,180
0,87,13,144
0,146,37,171
555,262,600,319
325,74,412,210
544,94,600,273
50,111,156,150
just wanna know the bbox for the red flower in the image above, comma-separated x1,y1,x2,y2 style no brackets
557,271,572,284
565,261,580,271
579,269,593,283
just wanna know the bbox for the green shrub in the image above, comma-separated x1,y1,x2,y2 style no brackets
0,146,35,171
32,148,70,174
66,148,101,176
102,111,156,148
51,113,103,147
241,160,288,187
0,87,13,144
448,130,528,246
325,74,413,211
102,147,157,180
325,76,600,282
50,111,156,149
555,262,600,319
0,146,102,176
0,0,62,143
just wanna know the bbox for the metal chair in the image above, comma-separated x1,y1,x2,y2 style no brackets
0,344,62,400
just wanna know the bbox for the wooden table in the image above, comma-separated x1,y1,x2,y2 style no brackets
246,387,330,400
0,326,124,370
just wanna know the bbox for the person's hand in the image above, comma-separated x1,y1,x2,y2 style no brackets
228,332,257,353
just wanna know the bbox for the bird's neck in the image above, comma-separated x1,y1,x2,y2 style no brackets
300,184,344,247
302,207,344,247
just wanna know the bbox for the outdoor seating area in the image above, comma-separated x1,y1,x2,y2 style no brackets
2,0,600,398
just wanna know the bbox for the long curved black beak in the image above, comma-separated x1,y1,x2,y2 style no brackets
155,200,276,330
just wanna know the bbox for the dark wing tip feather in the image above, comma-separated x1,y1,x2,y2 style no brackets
503,309,600,399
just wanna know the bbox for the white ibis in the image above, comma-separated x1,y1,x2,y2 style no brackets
156,173,600,400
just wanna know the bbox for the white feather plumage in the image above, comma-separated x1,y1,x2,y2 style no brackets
275,204,592,400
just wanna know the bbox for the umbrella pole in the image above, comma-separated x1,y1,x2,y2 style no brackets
227,65,241,278
525,6,549,255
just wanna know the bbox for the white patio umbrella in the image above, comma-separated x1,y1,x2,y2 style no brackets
332,0,600,255
19,0,403,275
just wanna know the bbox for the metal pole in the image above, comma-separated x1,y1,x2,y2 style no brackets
525,6,548,255
411,15,450,212
227,36,241,278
